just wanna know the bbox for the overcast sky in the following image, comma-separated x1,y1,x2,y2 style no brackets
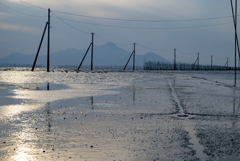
0,0,239,66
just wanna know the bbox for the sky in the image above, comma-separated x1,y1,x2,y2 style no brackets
0,0,239,66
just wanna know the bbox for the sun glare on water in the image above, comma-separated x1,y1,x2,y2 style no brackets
12,147,34,161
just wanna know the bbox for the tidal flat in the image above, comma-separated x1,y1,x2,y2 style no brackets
0,68,240,161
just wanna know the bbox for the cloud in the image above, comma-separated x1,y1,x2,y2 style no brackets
11,0,203,19
0,11,10,18
0,22,38,32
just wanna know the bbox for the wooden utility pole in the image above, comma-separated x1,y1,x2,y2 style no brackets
47,8,50,72
197,53,199,70
174,49,176,70
211,55,212,70
133,43,136,70
91,32,94,71
235,0,237,85
227,57,229,68
123,43,136,70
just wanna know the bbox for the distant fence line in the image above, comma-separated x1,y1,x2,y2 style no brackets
0,64,44,68
0,62,239,70
58,65,143,70
143,61,238,70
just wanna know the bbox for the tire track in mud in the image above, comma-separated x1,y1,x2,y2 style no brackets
168,79,207,161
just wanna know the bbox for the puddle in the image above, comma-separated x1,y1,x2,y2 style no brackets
0,69,240,160
34,83,69,91
169,79,208,161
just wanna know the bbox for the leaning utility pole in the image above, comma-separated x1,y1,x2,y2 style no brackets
32,8,51,72
32,22,48,71
47,8,50,72
123,43,136,70
224,57,229,69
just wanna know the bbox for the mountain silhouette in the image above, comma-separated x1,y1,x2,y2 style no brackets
0,42,169,67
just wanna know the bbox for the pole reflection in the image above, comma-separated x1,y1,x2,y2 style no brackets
91,96,94,109
45,102,52,132
232,88,240,127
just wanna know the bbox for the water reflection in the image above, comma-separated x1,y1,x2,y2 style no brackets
13,146,34,161
35,83,67,91
132,82,135,101
45,102,52,132
232,89,240,127
91,96,94,109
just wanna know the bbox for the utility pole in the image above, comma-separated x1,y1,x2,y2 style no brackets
198,53,199,70
91,32,94,71
227,57,229,68
174,49,176,70
47,8,50,72
235,0,237,86
133,43,136,70
211,55,213,70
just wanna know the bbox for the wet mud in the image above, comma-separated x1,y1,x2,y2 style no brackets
0,68,240,160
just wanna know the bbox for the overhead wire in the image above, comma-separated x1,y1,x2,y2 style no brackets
0,2,235,30
137,44,172,52
95,34,132,47
177,50,197,56
51,11,90,34
50,16,235,30
51,10,233,23
0,2,45,17
10,0,236,30
19,0,47,10
19,0,236,23
52,11,133,46
3,0,233,63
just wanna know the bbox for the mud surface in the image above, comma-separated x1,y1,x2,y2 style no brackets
0,68,240,161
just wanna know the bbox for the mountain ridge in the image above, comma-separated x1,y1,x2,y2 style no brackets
0,42,170,67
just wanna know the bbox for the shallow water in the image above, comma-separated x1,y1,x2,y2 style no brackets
0,68,240,161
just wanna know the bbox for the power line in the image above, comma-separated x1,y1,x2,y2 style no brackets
137,44,172,52
0,2,45,17
178,50,227,60
20,0,235,23
95,34,132,47
4,1,231,62
52,11,233,23
1,1,236,30
178,50,196,56
51,11,89,34
19,0,47,10
51,17,236,30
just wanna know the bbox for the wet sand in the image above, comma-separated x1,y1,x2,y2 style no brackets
0,68,240,161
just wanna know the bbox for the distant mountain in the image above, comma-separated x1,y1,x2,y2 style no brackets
0,42,169,67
